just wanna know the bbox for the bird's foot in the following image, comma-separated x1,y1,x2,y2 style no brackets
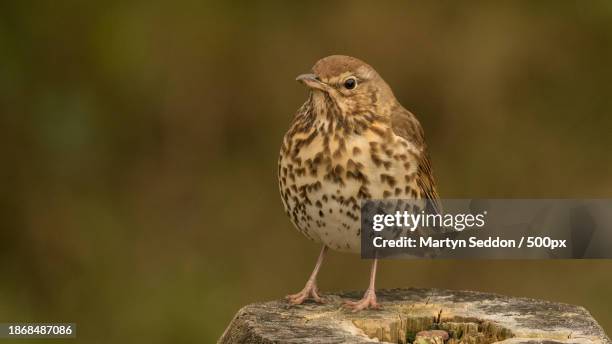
343,289,380,312
286,280,324,305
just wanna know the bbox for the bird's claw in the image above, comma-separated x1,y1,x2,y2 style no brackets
343,290,380,312
286,281,324,305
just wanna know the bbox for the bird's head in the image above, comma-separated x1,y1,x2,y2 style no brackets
296,55,397,120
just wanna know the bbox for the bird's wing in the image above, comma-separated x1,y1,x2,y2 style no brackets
390,107,442,214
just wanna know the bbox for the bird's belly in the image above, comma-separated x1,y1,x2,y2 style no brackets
279,131,422,253
299,177,364,253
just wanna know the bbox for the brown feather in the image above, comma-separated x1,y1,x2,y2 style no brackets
390,106,442,214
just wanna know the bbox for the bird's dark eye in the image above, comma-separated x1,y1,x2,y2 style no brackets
343,77,357,90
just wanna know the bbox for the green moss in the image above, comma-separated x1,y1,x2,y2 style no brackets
406,330,418,343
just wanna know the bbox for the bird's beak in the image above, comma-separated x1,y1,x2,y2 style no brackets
296,73,327,91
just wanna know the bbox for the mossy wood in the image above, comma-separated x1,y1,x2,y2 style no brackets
219,288,610,344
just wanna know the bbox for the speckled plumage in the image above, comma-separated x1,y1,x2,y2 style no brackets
278,55,439,310
279,56,439,253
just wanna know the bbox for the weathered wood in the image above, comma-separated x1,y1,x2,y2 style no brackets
219,288,610,344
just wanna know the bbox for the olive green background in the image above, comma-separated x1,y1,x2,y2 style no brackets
1,1,611,343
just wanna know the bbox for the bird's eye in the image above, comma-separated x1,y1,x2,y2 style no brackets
343,77,357,90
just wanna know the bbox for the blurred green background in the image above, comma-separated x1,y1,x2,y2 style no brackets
1,1,611,343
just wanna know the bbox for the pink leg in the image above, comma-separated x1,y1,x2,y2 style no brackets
344,258,380,311
286,246,328,305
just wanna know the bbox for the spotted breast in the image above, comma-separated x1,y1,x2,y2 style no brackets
279,97,434,253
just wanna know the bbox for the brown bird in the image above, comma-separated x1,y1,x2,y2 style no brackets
278,55,439,311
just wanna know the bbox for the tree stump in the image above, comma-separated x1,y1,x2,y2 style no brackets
218,288,610,344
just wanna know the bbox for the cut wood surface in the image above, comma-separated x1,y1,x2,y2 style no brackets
218,288,610,344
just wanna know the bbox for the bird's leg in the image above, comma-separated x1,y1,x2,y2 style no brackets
286,246,328,305
344,258,380,311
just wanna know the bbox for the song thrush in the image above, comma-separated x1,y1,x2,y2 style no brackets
278,55,440,311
